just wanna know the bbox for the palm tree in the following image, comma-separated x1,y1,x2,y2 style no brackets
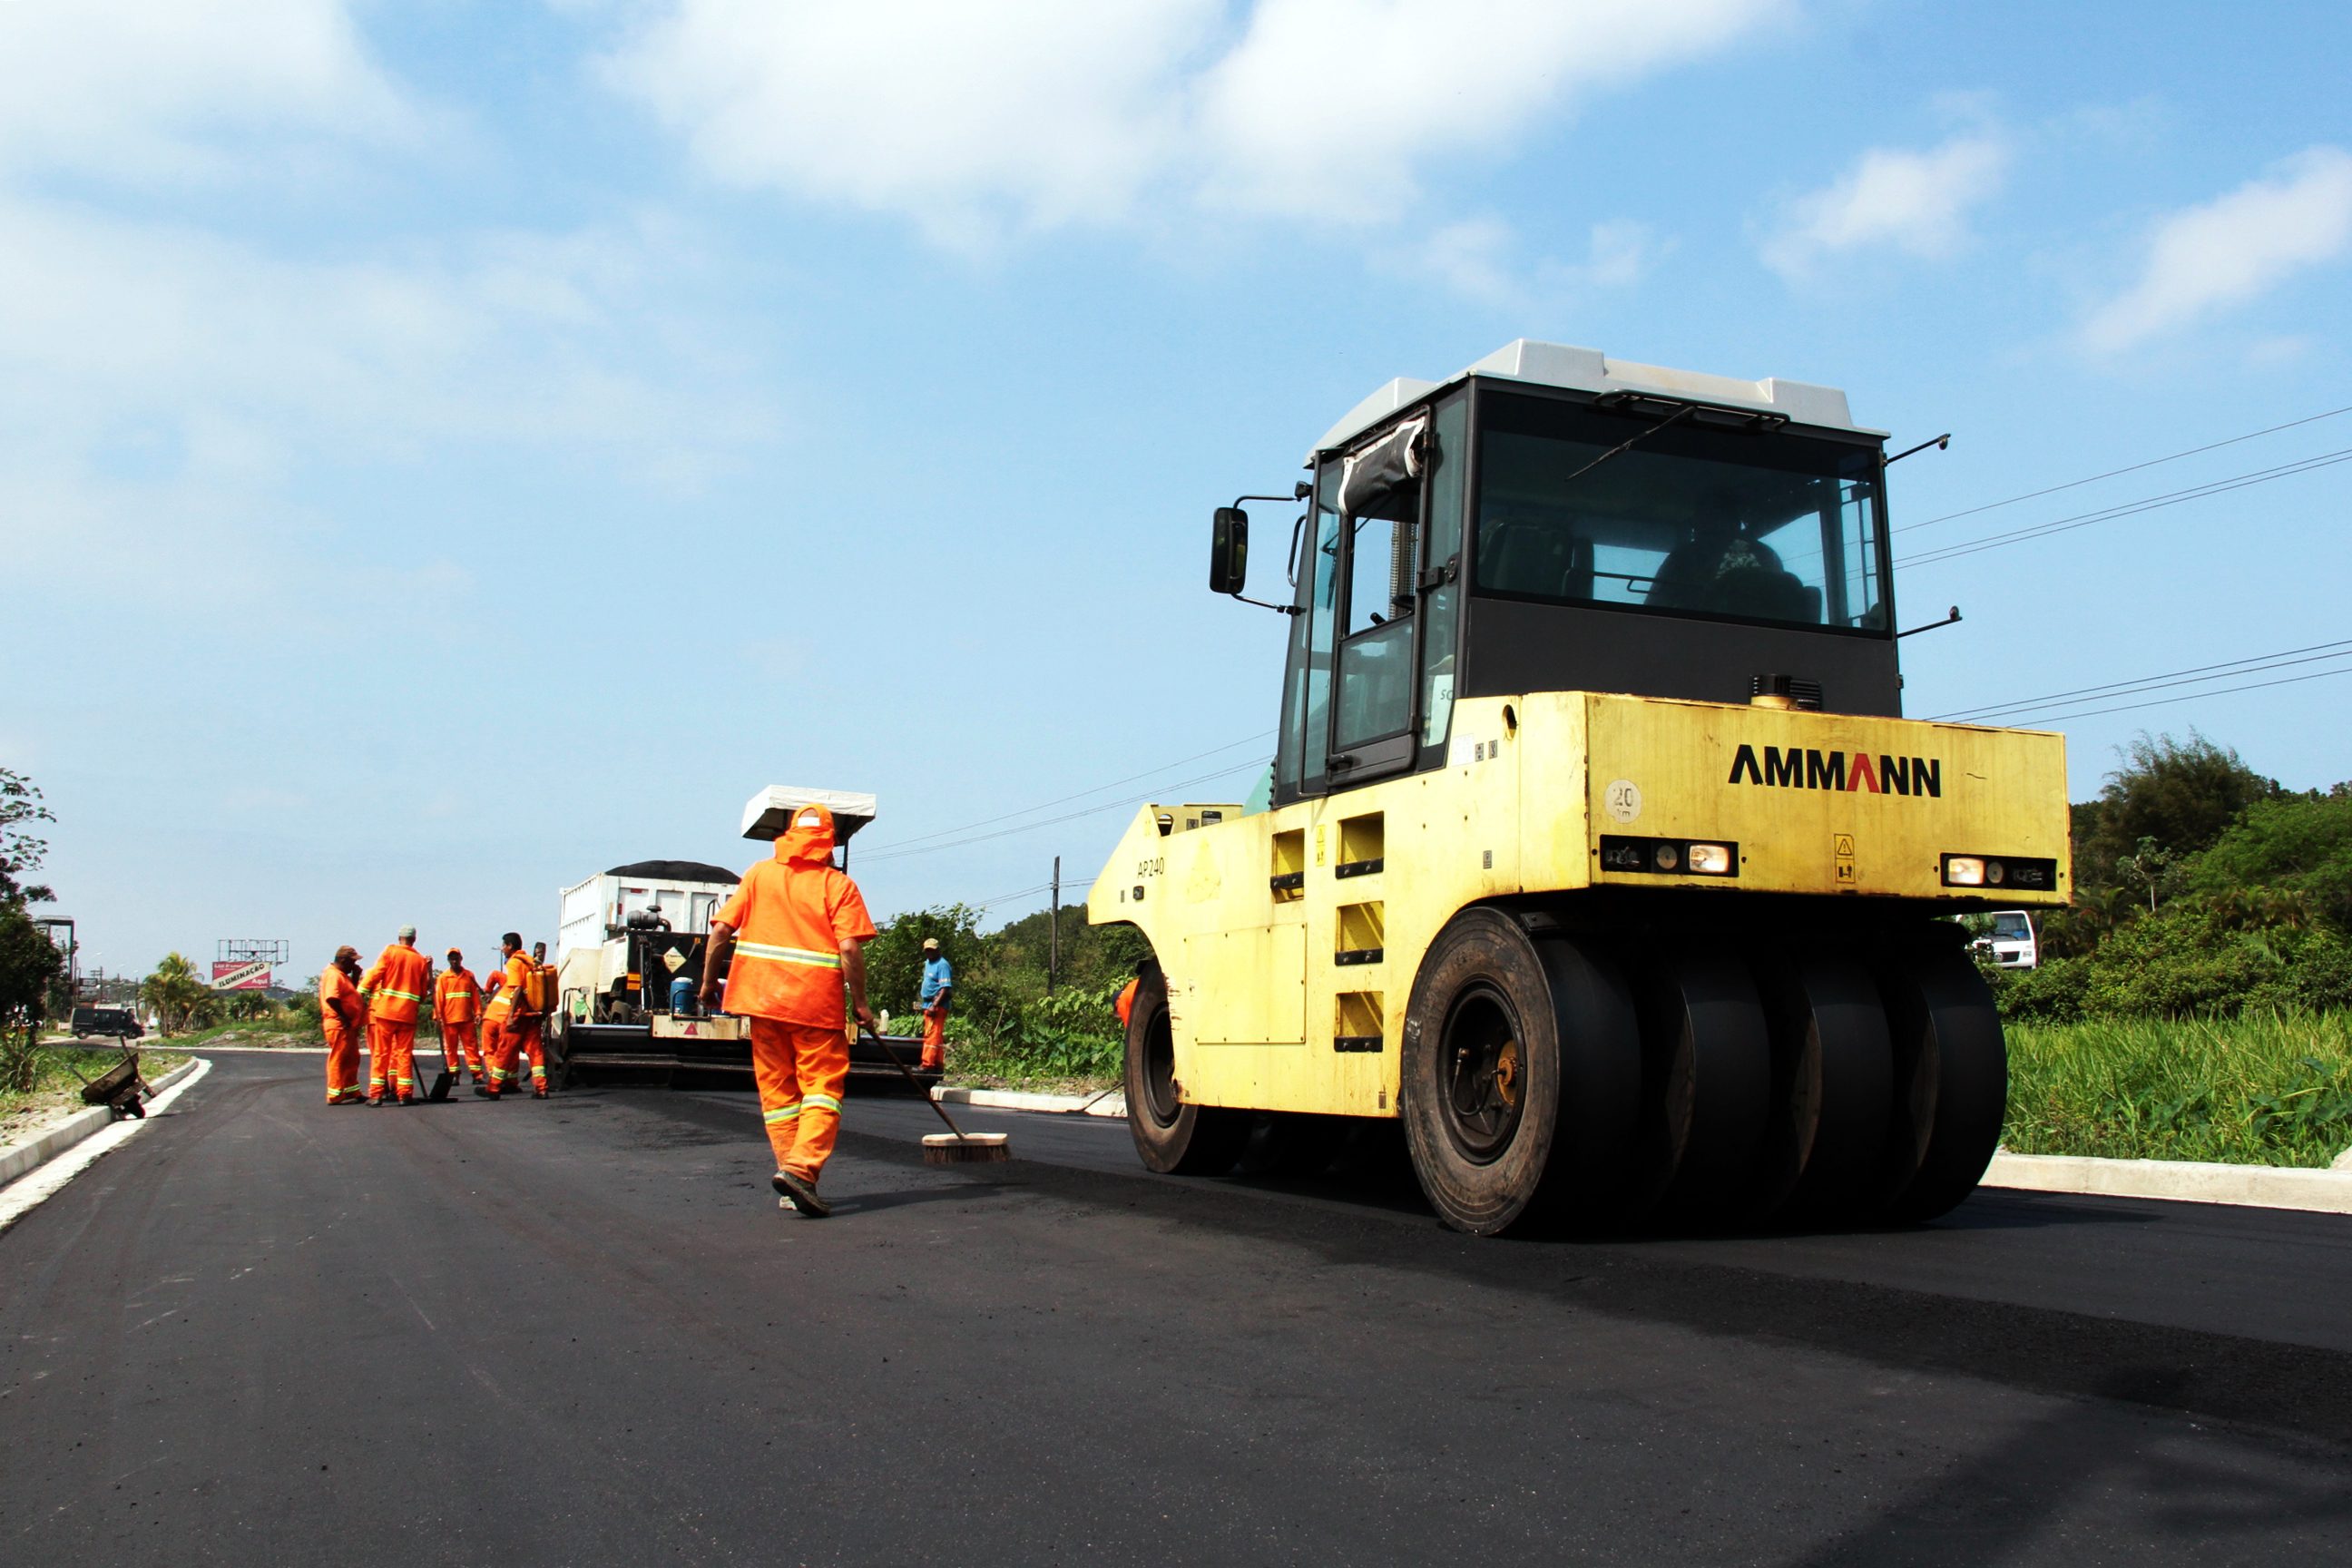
140,953,219,1034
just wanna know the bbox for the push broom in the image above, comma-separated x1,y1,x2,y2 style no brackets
861,1026,1009,1164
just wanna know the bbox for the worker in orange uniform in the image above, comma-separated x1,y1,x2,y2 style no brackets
1115,972,1141,1030
436,948,485,1085
475,957,508,1097
359,925,433,1105
526,941,558,1096
480,933,539,1098
700,801,877,1220
321,946,368,1103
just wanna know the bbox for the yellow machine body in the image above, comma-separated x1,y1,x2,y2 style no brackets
1087,691,2068,1120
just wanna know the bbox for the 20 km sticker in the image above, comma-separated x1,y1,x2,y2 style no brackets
1604,779,1642,824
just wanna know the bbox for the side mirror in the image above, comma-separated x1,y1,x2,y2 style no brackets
1210,506,1250,595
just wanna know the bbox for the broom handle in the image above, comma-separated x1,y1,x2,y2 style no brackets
861,1026,970,1140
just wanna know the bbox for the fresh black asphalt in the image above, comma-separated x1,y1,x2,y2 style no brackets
3,1050,2348,1564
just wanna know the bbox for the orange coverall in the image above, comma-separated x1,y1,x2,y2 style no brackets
360,942,433,1102
483,952,538,1096
714,803,877,1187
320,966,366,1102
526,958,559,1093
435,965,484,1078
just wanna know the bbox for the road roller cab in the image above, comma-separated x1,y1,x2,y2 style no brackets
1090,340,2072,1235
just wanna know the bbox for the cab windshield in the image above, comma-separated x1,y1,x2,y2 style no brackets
1474,390,1890,633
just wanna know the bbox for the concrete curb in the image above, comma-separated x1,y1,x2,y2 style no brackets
0,1058,201,1191
934,1085,1127,1119
1982,1150,2352,1216
182,1044,328,1054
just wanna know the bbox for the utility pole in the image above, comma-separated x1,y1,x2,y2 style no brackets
1049,856,1060,994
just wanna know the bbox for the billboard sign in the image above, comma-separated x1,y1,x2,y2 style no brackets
211,960,272,991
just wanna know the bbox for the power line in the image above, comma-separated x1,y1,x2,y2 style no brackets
1932,637,2352,722
1897,404,2352,535
973,875,1098,915
859,758,1268,864
858,730,1273,856
1999,663,2352,727
1899,447,2352,568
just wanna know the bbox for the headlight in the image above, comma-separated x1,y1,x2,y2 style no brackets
1597,836,1740,878
1942,853,2058,891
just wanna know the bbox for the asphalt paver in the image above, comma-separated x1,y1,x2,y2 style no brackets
3,1051,2347,1565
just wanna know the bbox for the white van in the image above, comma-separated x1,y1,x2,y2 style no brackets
1976,909,2039,969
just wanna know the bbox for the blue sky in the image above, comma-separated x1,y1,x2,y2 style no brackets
5,0,2349,984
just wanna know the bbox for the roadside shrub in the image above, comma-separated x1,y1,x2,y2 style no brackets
1991,895,2352,1024
936,981,1125,1088
1984,956,2091,1024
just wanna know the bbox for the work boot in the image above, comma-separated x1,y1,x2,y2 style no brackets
473,1085,494,1099
771,1171,830,1219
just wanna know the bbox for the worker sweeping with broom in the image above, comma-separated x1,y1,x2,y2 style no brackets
701,800,877,1219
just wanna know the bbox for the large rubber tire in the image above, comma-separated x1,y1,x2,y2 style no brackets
1876,943,2008,1222
1743,951,1892,1223
1122,966,1250,1175
1624,946,1771,1224
1400,910,1641,1236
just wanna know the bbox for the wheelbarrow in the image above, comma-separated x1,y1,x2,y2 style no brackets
75,1048,150,1120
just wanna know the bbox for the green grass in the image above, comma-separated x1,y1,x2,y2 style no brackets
0,1044,193,1133
161,1010,325,1048
2003,1013,2352,1168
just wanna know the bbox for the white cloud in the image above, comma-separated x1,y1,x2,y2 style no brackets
2081,146,2352,353
603,0,1788,244
1762,132,2009,280
0,0,414,183
1406,215,1662,308
1194,0,1783,222
605,0,1217,246
0,191,772,613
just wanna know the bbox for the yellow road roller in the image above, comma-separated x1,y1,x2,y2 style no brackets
1087,340,2070,1235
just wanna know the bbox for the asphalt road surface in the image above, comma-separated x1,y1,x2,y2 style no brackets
4,1051,2349,1565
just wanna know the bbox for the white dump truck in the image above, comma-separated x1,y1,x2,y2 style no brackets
552,786,932,1089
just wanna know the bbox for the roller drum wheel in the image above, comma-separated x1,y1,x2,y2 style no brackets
1875,944,2008,1223
1401,910,1641,1236
1743,951,1893,1223
1625,946,1771,1224
1122,967,1249,1176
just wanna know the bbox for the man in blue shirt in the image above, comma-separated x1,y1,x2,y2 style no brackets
917,936,953,1070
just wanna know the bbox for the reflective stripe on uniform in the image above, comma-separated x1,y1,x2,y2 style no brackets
762,1103,801,1123
378,989,425,1004
732,941,841,970
802,1093,842,1114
